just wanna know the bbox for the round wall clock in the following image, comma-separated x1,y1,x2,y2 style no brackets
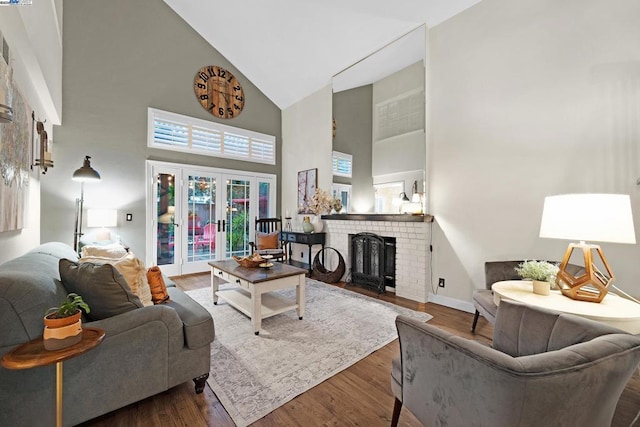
194,65,245,119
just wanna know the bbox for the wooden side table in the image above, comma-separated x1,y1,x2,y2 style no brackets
1,327,105,427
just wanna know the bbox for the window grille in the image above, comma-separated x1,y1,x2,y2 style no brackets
148,108,276,165
332,151,352,177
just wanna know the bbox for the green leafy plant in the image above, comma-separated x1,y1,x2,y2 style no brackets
46,293,90,318
515,260,559,282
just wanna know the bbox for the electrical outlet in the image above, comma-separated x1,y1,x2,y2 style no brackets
438,278,445,288
300,251,304,259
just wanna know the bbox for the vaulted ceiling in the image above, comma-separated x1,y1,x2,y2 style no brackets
163,0,481,109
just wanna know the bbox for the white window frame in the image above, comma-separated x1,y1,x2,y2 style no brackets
332,183,351,213
332,150,353,178
147,108,276,165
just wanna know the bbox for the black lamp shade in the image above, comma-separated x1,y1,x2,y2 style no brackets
72,156,101,182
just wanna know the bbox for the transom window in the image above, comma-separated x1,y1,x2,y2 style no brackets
147,108,276,165
332,151,352,178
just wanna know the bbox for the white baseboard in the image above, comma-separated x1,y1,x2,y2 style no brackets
428,293,475,314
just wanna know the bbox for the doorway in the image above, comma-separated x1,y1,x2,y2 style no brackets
147,161,276,276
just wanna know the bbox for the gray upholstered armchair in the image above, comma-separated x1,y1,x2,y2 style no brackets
471,260,523,332
391,300,640,427
471,260,584,332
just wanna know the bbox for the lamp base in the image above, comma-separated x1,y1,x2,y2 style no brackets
556,242,614,303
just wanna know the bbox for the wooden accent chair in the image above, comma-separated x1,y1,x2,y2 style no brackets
392,300,640,427
248,217,285,262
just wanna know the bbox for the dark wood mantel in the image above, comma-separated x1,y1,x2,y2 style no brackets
321,213,433,222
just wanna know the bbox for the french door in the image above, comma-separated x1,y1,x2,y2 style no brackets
147,161,276,276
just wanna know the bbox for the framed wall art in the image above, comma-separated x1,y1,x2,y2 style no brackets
297,168,317,214
0,54,30,232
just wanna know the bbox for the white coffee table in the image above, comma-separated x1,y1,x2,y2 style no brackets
492,280,640,333
209,259,307,335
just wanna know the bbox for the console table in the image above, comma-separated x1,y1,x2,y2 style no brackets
280,231,325,275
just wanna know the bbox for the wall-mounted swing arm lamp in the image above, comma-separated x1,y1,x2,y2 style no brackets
31,112,54,173
72,156,101,252
411,180,420,203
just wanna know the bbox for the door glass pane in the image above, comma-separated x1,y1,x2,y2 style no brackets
188,175,217,262
226,179,251,258
156,173,175,266
258,181,270,218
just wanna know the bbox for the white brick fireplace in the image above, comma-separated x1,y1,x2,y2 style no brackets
323,215,432,303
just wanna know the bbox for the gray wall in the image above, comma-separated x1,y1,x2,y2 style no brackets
428,0,640,303
332,85,373,211
43,0,282,259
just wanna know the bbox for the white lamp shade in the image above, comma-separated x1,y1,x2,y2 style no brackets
87,209,118,228
539,194,636,244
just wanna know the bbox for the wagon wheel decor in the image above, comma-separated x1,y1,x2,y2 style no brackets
312,247,346,283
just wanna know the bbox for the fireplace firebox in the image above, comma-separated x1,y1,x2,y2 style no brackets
348,232,396,293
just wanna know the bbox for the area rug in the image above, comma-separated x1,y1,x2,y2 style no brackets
186,279,432,426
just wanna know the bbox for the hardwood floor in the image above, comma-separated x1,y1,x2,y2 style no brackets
82,273,639,427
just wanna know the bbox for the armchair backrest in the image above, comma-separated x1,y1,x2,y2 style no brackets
485,260,586,290
255,217,281,234
202,223,216,240
484,261,523,290
493,300,624,357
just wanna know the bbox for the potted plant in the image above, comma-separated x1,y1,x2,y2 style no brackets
332,197,343,214
43,293,90,350
514,260,559,295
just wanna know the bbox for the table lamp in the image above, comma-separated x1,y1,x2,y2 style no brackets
539,194,636,303
87,209,117,241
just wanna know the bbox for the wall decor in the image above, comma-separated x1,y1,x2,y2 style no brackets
193,65,245,119
0,55,30,232
32,112,53,174
297,168,317,214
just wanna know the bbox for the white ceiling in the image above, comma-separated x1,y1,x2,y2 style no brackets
163,0,481,109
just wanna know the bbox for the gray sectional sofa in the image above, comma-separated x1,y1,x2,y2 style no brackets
0,242,214,426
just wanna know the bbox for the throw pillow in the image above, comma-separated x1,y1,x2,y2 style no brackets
146,266,171,304
80,243,128,259
59,258,143,321
256,231,279,250
79,252,153,307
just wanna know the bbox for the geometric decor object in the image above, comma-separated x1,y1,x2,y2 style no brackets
539,194,636,303
556,242,614,303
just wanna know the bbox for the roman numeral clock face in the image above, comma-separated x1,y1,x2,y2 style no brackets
194,65,245,119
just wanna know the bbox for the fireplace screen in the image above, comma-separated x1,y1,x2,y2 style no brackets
349,232,396,293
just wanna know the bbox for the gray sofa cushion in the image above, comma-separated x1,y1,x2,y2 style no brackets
59,259,143,321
